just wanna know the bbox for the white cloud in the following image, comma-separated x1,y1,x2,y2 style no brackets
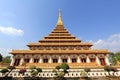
0,48,12,57
0,26,24,36
92,33,120,52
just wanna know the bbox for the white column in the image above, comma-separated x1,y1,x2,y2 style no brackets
39,56,43,63
105,54,110,65
86,56,90,63
68,55,71,63
58,55,62,63
30,57,34,63
49,56,52,63
96,56,100,66
10,56,15,66
77,56,80,63
20,57,24,65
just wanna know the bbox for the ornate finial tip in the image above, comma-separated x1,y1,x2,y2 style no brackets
57,9,63,25
58,9,62,17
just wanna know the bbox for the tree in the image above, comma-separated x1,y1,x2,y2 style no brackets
115,52,120,61
60,63,69,71
53,63,70,80
0,54,3,62
109,52,118,66
2,56,11,63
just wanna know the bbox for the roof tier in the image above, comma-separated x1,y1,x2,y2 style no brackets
28,11,92,48
11,49,108,54
27,42,92,47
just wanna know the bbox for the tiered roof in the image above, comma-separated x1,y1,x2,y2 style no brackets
27,11,92,47
10,11,108,54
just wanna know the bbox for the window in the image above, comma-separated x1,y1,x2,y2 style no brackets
81,58,86,63
53,59,58,63
62,59,67,63
90,58,96,62
43,59,48,63
72,58,77,63
34,59,39,63
24,59,30,63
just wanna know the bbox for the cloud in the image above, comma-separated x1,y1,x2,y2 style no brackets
0,26,24,36
92,33,120,52
0,48,11,57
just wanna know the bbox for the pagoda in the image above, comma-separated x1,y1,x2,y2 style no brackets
10,11,110,68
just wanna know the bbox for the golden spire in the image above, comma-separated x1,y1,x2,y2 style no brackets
57,9,63,25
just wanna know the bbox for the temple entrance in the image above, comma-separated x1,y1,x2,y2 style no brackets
14,59,20,66
99,58,106,66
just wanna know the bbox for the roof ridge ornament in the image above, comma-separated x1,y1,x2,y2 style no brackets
56,9,63,25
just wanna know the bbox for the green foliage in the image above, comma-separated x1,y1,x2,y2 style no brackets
0,54,3,62
31,70,38,76
55,65,60,70
2,56,11,63
36,68,42,72
109,52,120,65
29,66,42,76
0,68,9,73
7,66,16,70
104,66,117,72
60,63,69,70
84,68,90,72
80,71,87,77
115,52,120,61
104,66,112,72
58,72,65,77
53,63,70,79
29,65,36,69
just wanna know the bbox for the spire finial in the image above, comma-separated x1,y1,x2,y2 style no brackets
59,9,62,17
57,9,63,25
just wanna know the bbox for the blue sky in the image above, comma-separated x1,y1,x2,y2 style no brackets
0,0,120,56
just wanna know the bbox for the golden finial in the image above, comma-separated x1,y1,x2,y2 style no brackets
57,9,63,25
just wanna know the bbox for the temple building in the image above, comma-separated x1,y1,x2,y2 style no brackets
10,11,110,68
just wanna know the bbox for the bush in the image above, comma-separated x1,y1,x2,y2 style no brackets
36,68,42,72
104,66,112,72
19,68,26,74
104,66,118,72
31,70,38,76
84,68,90,72
60,63,69,70
7,66,16,70
0,68,9,73
58,72,65,77
29,66,36,69
55,66,60,70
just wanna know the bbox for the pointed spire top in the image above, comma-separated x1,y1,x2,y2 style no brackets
57,9,63,25
59,9,62,17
